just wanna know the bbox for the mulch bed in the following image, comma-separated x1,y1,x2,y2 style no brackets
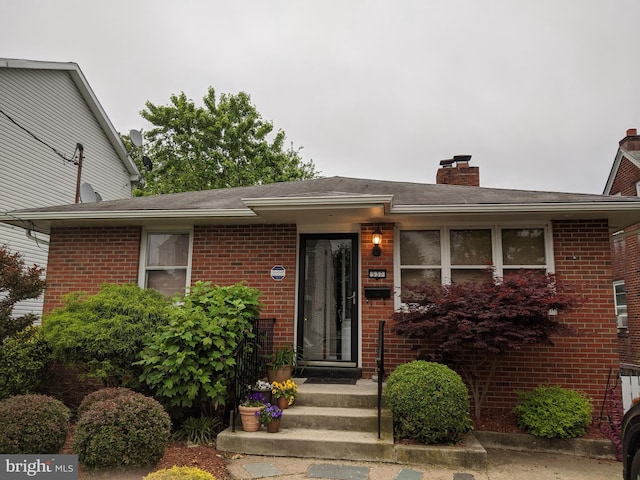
65,410,611,479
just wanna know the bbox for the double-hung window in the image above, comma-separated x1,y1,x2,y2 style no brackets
139,230,193,297
614,281,628,329
398,226,551,304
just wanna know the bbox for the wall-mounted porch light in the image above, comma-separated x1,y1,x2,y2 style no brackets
372,227,382,256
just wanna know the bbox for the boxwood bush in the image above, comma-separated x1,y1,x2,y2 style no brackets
0,394,70,454
383,360,472,444
76,387,137,418
143,466,217,480
0,326,51,399
73,390,171,469
514,385,593,438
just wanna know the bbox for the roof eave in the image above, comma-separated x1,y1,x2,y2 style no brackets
242,194,394,210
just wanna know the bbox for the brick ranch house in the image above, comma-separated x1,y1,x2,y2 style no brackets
4,158,640,414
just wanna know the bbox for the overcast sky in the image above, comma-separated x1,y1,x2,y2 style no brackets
2,0,639,194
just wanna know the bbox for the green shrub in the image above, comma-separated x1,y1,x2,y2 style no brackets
42,283,170,386
76,387,137,419
143,466,217,480
73,391,171,469
172,416,221,445
383,361,472,444
138,281,261,414
0,326,52,399
514,385,593,439
0,394,70,454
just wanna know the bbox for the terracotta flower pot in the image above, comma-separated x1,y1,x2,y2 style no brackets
238,405,263,432
277,396,289,410
267,365,293,383
266,419,281,433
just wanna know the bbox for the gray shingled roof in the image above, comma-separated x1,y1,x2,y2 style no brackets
11,176,640,213
4,176,640,235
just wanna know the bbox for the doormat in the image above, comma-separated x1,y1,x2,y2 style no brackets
304,377,357,385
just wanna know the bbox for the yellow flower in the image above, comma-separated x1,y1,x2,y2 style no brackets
272,379,298,402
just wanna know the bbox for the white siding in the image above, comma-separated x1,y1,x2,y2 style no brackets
0,66,135,318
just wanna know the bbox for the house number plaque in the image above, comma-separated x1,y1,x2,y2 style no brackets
368,269,387,279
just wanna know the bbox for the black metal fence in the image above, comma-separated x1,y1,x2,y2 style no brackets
230,318,275,431
376,319,386,439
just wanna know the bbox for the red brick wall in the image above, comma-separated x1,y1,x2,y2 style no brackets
610,157,640,196
191,224,298,347
43,226,141,313
363,220,618,413
43,220,619,414
609,156,640,364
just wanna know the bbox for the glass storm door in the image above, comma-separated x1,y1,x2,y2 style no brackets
297,234,358,367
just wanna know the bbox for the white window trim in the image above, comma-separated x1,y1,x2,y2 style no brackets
393,223,554,309
613,280,628,330
138,227,194,295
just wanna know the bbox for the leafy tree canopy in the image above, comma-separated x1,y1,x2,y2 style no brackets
129,87,318,195
0,245,46,342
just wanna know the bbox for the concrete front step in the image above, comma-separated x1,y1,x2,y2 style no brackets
281,405,393,432
294,379,382,409
216,427,396,463
217,378,395,463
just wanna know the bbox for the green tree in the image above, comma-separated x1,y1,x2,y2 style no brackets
41,284,170,386
131,87,317,195
0,245,46,342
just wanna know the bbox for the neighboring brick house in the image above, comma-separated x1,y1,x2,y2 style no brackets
604,128,640,367
4,160,640,414
0,58,140,318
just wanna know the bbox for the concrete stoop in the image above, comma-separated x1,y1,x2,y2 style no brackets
216,378,489,468
216,379,615,469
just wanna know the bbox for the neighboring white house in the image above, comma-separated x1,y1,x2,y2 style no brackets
0,58,140,318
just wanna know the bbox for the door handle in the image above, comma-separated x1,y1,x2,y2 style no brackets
347,291,356,305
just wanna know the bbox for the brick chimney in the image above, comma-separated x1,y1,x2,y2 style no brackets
620,128,640,151
436,155,480,187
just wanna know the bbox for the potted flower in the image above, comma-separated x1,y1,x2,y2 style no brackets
255,403,283,433
267,344,297,383
238,392,267,432
272,379,298,409
249,379,273,404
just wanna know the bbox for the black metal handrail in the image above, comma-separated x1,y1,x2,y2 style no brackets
376,320,386,439
230,318,275,432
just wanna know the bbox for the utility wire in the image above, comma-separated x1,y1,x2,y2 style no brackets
0,107,78,164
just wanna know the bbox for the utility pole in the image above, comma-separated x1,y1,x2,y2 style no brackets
74,143,84,203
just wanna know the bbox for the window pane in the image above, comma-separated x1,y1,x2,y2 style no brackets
147,234,189,266
400,231,441,265
400,269,441,302
451,269,493,284
502,229,545,265
614,283,627,315
147,269,187,297
450,230,492,265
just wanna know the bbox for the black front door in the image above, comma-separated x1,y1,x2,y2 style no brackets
297,234,358,368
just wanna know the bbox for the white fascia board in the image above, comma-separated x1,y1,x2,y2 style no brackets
243,194,394,210
391,202,640,215
603,149,624,195
1,58,140,181
0,209,257,222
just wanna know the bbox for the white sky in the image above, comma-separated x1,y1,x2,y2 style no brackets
2,0,639,194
